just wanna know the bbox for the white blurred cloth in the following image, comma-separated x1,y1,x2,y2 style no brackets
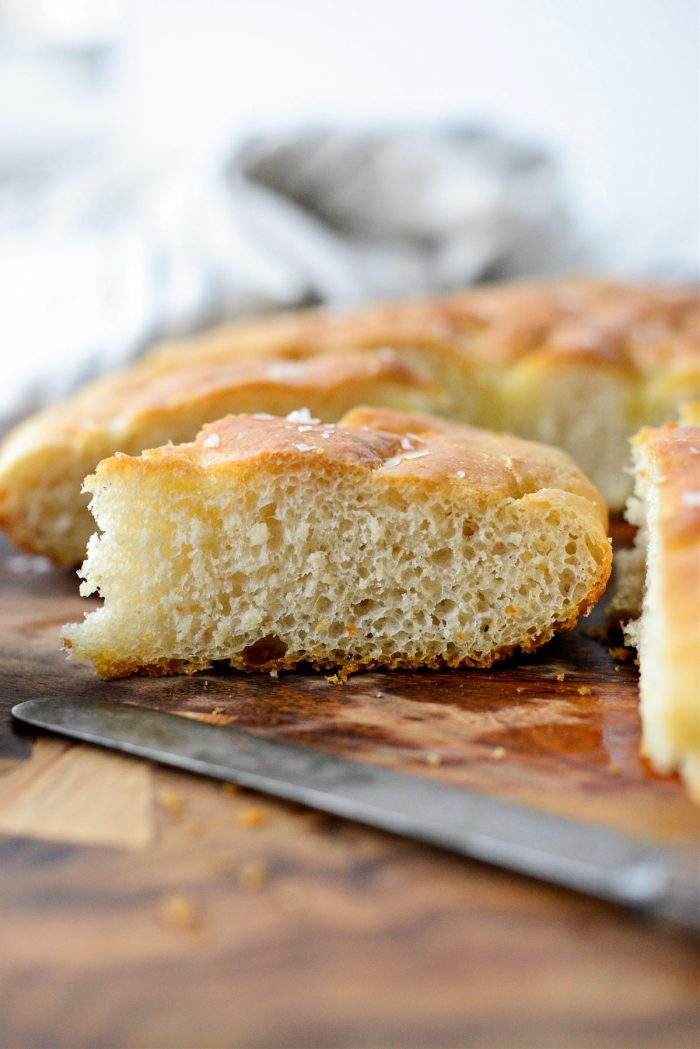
0,126,573,427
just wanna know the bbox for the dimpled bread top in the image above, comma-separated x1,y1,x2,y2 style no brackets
101,406,608,518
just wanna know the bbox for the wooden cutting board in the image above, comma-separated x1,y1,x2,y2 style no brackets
0,526,698,1049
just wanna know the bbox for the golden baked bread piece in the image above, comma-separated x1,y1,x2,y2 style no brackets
621,422,700,800
61,407,611,680
0,350,441,566
2,278,697,565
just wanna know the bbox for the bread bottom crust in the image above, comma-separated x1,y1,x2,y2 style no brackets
71,577,607,681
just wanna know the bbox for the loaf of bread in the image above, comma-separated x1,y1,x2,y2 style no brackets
619,419,700,801
61,407,611,680
2,279,697,565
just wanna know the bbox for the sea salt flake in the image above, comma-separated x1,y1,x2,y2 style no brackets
203,432,220,448
455,470,466,479
682,491,700,508
252,413,274,420
294,443,314,452
297,425,313,432
384,449,429,468
286,408,319,424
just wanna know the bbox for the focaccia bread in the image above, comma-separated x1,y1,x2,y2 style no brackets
619,421,700,801
61,407,612,680
2,278,697,565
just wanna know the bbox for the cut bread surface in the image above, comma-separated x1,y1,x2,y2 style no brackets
1,278,697,565
62,408,611,680
620,422,700,801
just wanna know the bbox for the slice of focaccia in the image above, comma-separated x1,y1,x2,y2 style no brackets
621,419,700,800
62,407,611,680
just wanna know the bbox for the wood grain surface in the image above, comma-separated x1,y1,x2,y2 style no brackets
0,527,698,1049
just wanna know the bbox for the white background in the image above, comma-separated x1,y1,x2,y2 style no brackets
2,0,698,262
125,0,699,260
0,0,697,421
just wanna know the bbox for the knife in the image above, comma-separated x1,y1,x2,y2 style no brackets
11,696,700,935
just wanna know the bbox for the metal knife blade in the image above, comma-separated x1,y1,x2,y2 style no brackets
11,696,700,935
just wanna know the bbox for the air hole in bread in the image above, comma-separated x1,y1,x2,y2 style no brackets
241,634,288,667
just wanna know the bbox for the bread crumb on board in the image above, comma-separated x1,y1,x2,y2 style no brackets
490,746,506,761
157,787,186,820
157,893,202,932
426,751,442,767
609,646,633,662
236,805,270,830
210,855,239,876
239,860,267,890
278,883,306,911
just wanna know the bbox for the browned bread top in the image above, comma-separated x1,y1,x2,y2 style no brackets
110,405,609,521
148,278,700,375
1,277,696,565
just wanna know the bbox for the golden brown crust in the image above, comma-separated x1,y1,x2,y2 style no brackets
3,350,437,442
339,407,609,518
100,406,609,525
1,277,695,564
147,278,699,375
